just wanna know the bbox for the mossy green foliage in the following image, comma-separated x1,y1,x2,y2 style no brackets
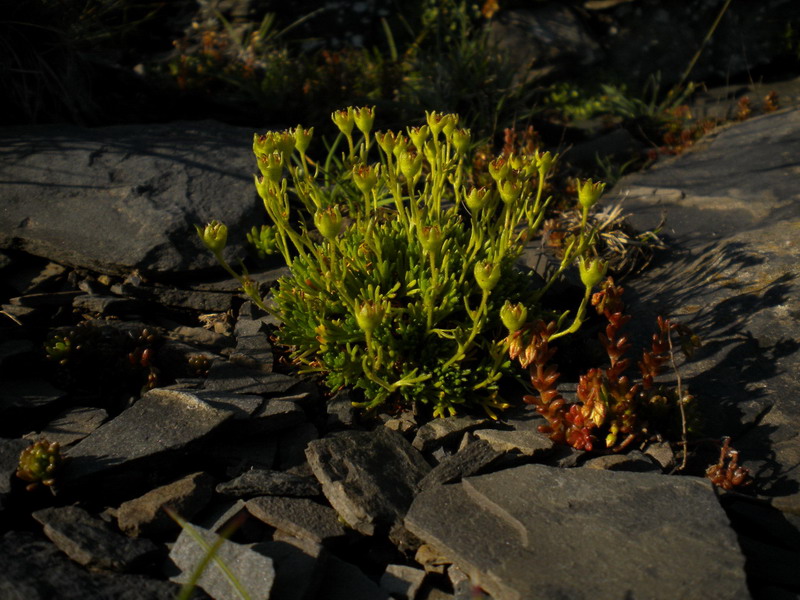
201,107,604,419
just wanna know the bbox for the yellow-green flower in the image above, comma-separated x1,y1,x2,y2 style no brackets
353,106,375,136
196,220,227,253
579,256,608,289
313,206,344,240
577,178,606,210
352,163,380,194
293,125,314,154
332,107,355,136
474,260,501,292
500,301,528,333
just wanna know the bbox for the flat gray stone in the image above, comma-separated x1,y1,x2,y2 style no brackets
418,439,504,491
0,531,180,600
24,406,108,447
217,469,321,499
32,505,157,571
413,417,488,453
306,427,431,535
473,429,553,458
405,464,749,600
170,523,274,600
63,388,235,483
203,361,298,396
117,471,215,538
380,564,427,600
0,121,265,276
613,108,800,513
246,495,347,545
582,450,661,472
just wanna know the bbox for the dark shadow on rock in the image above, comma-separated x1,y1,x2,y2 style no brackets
625,240,800,499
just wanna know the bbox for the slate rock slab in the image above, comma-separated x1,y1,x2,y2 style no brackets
0,531,181,600
0,121,265,276
62,388,236,485
246,495,347,546
32,505,158,571
117,471,215,538
170,523,275,600
306,427,431,535
613,108,800,513
405,464,749,600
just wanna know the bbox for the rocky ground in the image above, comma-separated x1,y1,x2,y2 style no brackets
2,92,800,599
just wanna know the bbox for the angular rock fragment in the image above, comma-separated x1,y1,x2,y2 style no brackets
306,427,431,535
24,406,108,447
32,505,158,571
203,361,297,395
62,389,236,486
170,524,275,600
472,428,553,458
0,121,264,276
117,471,215,538
406,464,749,600
0,531,181,599
417,439,503,491
412,417,487,453
582,449,661,472
380,564,426,600
246,495,347,546
217,469,321,499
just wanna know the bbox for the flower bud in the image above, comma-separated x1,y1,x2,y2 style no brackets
293,125,314,154
498,180,522,204
332,107,355,136
196,220,228,254
535,150,555,176
353,106,375,136
579,257,608,290
500,301,528,333
577,178,606,210
375,130,399,155
241,276,262,303
426,110,447,138
474,260,501,292
419,225,444,255
441,113,459,138
391,135,409,159
399,151,423,181
488,157,511,183
313,206,344,240
257,151,284,185
253,132,277,157
355,300,387,334
352,163,380,194
451,128,471,156
407,125,430,150
464,187,490,212
275,130,295,158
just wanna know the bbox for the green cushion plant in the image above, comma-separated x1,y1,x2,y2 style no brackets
199,107,604,419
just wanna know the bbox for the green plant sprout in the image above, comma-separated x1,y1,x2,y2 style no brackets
199,107,603,419
16,439,64,493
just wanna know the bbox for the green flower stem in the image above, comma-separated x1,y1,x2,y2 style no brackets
549,285,592,340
